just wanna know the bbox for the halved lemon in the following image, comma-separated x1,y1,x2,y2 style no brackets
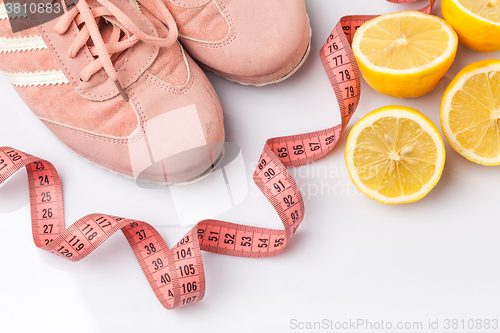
440,59,500,165
442,0,500,52
352,11,458,98
345,106,446,204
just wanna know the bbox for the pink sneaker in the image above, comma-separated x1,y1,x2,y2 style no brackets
162,0,311,86
0,0,224,184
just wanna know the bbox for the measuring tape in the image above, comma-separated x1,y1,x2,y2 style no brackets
0,0,434,309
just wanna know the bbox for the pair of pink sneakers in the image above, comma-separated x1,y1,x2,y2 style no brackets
0,0,311,183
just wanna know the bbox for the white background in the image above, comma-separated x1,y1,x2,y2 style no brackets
1,0,500,332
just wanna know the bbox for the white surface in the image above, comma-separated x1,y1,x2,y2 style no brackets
1,1,500,332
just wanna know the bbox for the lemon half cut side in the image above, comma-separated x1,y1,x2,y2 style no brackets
345,106,446,204
441,59,500,165
442,0,500,52
352,11,458,98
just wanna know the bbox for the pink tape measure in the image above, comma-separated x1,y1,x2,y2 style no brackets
0,0,434,309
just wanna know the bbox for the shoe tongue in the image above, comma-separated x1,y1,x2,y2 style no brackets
85,0,101,9
98,19,115,41
163,0,209,6
84,0,141,16
134,0,170,39
98,19,130,65
79,0,130,63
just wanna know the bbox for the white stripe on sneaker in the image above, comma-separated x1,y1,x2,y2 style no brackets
0,35,47,52
0,2,8,20
1,70,69,86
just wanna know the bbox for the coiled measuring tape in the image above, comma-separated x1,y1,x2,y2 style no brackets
0,0,434,309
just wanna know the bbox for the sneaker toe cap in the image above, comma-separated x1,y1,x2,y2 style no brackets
180,0,311,85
